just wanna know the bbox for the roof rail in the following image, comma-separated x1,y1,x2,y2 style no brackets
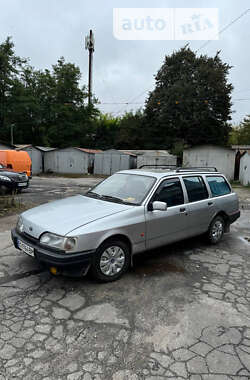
176,166,218,172
139,164,177,169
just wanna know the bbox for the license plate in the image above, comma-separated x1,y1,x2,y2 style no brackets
17,239,34,257
18,182,27,187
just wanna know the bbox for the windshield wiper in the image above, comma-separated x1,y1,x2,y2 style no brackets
85,191,102,199
101,194,124,203
101,194,138,205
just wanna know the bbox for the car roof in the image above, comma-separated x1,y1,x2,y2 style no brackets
118,169,222,179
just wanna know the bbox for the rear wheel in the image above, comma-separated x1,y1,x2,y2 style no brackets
91,239,130,282
207,215,225,244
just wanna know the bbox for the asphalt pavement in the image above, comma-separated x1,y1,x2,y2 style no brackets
0,177,249,380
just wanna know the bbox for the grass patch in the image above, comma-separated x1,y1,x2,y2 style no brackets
0,195,26,217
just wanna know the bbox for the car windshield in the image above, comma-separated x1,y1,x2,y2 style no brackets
86,173,156,205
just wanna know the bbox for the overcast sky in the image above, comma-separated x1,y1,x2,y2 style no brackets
1,0,250,124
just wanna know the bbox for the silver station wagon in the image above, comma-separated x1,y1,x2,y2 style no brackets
12,167,240,282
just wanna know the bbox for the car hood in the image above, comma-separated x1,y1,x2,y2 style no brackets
21,195,133,238
0,169,24,179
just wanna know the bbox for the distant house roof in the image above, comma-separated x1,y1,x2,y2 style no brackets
15,144,32,150
15,145,56,152
104,149,137,156
232,145,250,150
121,149,172,157
184,144,234,151
77,148,102,154
36,146,56,152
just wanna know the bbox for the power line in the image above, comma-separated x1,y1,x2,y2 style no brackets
101,8,250,115
195,8,250,53
115,88,150,115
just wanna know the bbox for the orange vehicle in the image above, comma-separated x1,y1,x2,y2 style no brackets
0,150,32,178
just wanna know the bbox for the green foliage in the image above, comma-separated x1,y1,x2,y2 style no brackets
144,47,233,149
0,38,99,148
0,39,236,152
229,117,250,145
93,113,119,149
115,110,145,149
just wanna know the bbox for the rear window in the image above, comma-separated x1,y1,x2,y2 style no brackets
206,176,231,197
183,176,208,202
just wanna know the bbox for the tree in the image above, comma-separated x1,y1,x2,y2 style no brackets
115,110,145,149
93,113,119,149
229,116,250,145
144,47,233,149
0,37,26,140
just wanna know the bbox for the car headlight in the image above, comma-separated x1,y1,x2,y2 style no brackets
0,175,11,182
16,216,24,233
40,233,77,252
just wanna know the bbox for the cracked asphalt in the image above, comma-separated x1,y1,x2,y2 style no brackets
0,177,250,380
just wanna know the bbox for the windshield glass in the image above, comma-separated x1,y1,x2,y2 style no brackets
87,173,156,205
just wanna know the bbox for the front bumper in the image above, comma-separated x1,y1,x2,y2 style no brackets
0,180,29,191
11,228,94,276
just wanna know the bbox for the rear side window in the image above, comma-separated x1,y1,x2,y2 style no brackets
206,176,231,197
152,178,184,207
183,176,208,202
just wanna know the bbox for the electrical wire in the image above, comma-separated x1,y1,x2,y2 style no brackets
195,8,250,53
99,8,250,114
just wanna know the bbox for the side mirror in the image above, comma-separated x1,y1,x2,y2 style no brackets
148,201,167,211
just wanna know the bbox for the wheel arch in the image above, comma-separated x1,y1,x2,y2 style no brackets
214,211,230,232
98,234,132,254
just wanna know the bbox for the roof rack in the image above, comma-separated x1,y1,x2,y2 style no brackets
176,166,218,172
139,164,177,169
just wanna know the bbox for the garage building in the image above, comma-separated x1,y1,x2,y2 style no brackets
94,149,137,175
239,152,250,186
44,147,101,174
183,145,236,180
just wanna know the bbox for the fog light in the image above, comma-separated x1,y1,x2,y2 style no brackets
50,267,58,275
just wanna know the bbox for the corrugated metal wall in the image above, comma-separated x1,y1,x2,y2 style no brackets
239,153,250,186
94,152,131,175
183,145,236,180
137,155,177,168
21,147,43,174
44,148,89,174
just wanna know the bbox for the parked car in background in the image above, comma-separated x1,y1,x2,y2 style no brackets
0,150,32,178
0,163,29,195
11,167,240,282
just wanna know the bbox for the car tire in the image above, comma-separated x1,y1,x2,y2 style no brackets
0,185,8,196
207,215,225,244
91,239,130,282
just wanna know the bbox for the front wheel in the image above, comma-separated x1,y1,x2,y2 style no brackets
91,239,130,282
207,216,225,244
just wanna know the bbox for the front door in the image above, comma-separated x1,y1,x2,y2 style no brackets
145,177,189,250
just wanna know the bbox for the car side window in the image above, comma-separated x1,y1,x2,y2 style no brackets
152,178,184,207
183,176,208,202
206,176,231,197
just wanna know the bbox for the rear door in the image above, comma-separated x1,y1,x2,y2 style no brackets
145,177,189,250
182,175,212,236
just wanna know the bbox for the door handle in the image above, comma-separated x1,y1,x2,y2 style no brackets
208,201,213,206
180,207,186,212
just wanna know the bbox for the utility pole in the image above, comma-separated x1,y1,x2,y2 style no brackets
10,124,14,146
85,29,95,106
